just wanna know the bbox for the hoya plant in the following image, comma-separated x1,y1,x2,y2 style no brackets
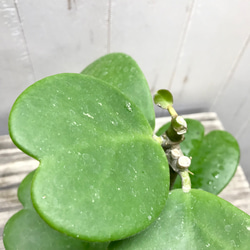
3,53,250,249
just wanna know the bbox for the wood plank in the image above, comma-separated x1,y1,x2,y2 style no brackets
110,0,191,93
0,0,35,135
168,0,250,111
15,0,109,80
0,112,249,249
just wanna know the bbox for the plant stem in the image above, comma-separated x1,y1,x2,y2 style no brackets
166,125,183,142
179,171,191,193
167,105,178,118
169,166,178,190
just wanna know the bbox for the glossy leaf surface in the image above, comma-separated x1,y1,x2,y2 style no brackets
82,53,155,129
153,89,173,109
9,73,169,241
3,171,108,250
109,189,250,250
157,119,240,194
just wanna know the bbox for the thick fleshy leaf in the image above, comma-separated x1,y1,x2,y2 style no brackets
153,89,173,110
9,73,169,241
3,171,108,250
156,119,239,194
109,189,250,249
81,53,155,129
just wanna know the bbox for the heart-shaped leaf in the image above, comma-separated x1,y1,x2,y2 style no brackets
156,119,239,194
109,189,250,249
9,73,169,241
82,53,155,129
153,89,173,110
3,171,109,250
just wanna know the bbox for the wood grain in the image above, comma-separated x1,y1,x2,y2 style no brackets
0,112,250,249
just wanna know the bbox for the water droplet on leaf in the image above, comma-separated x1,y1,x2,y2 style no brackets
224,224,232,232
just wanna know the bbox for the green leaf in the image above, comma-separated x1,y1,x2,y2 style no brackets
3,171,108,250
157,119,239,194
9,73,169,242
109,189,250,250
153,89,173,109
82,53,155,129
185,130,239,194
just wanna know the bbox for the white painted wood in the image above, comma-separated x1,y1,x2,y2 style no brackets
212,40,250,136
0,0,35,126
110,0,192,94
16,0,109,80
168,0,250,108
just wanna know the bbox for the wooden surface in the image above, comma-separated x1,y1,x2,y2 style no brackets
1,112,250,249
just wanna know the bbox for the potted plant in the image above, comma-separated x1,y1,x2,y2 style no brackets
3,53,250,249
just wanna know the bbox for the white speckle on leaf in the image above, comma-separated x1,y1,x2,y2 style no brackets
206,243,210,247
148,215,152,220
133,168,137,174
126,102,132,112
83,112,94,119
246,226,250,231
117,188,121,191
98,102,102,106
42,195,46,199
94,192,100,199
111,120,118,126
